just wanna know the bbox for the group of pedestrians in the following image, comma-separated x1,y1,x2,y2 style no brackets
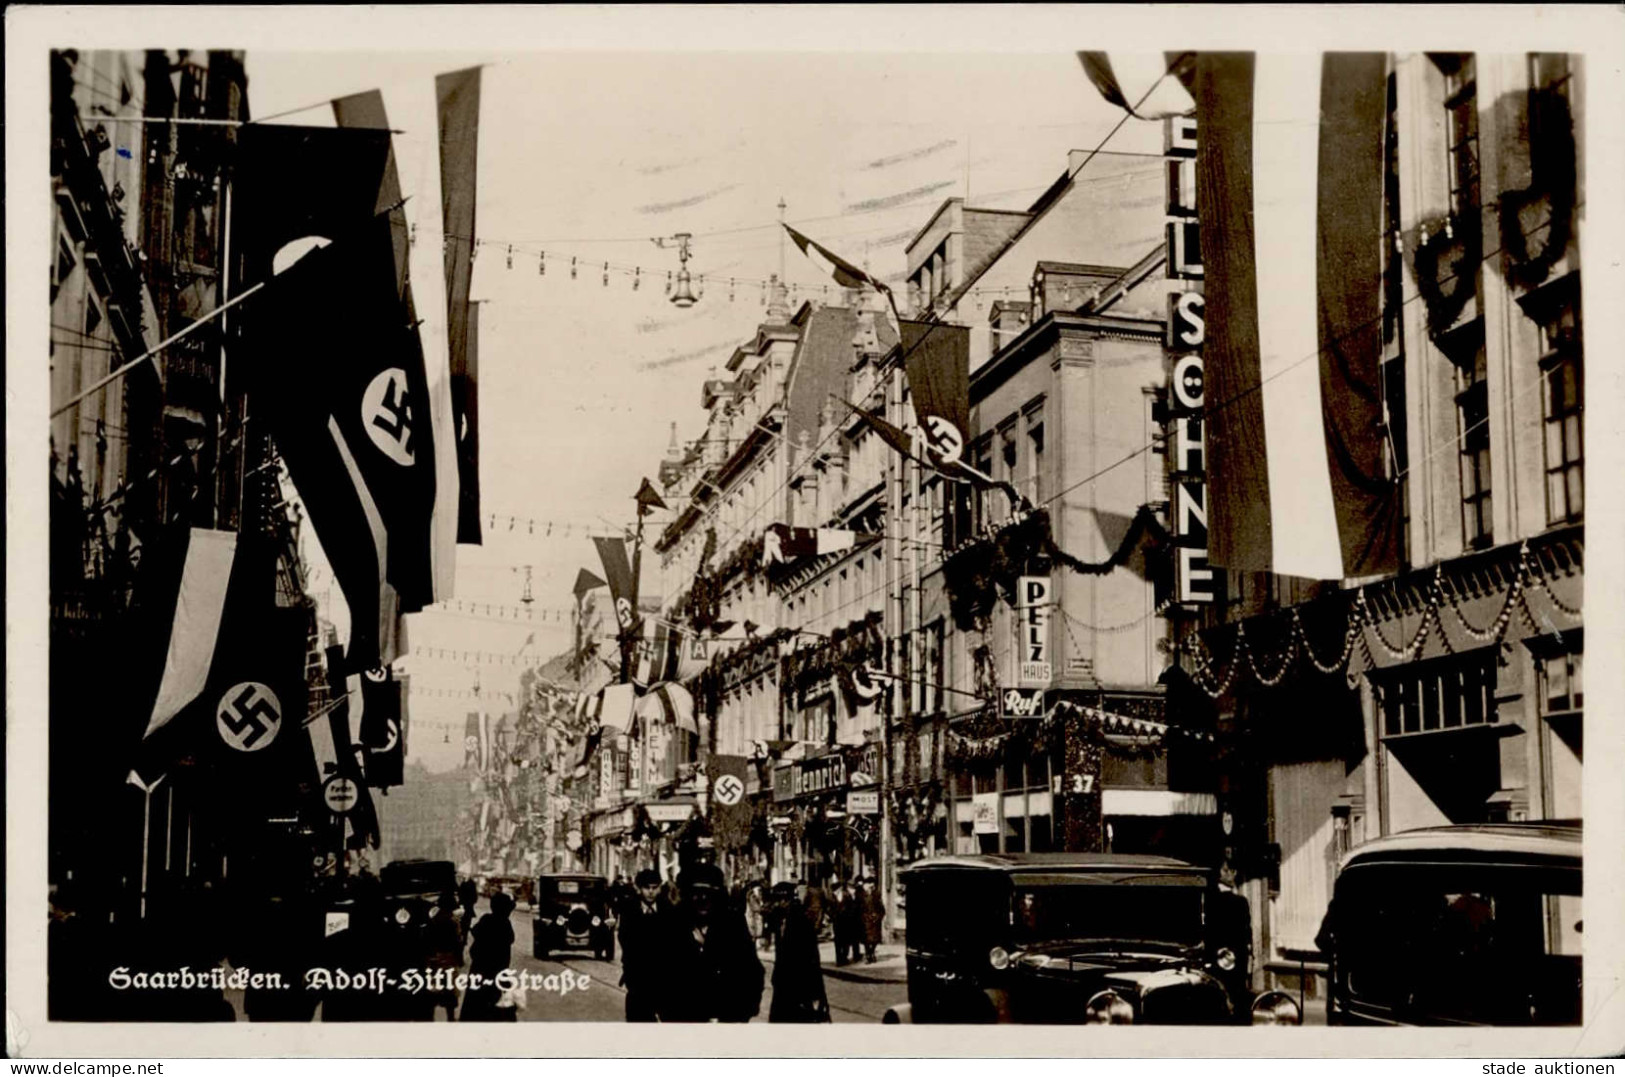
613,865,890,1023
616,865,765,1023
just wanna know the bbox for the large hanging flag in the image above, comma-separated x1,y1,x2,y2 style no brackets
331,90,413,296
632,620,708,686
706,754,752,852
437,66,483,546
1078,52,1196,119
132,529,310,808
900,321,971,469
592,535,640,637
359,666,406,788
233,125,438,669
245,212,437,668
1193,53,1400,579
784,224,892,294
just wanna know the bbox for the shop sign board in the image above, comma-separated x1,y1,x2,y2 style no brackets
1017,576,1052,685
772,753,849,802
999,686,1046,718
645,803,695,824
972,792,1000,835
846,790,879,815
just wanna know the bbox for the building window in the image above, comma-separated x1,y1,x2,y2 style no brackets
1376,651,1498,737
1025,405,1046,507
1439,54,1480,218
1541,649,1583,717
1537,294,1583,525
1451,332,1493,550
1529,53,1573,95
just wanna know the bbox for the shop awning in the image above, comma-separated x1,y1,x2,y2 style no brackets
1101,789,1217,816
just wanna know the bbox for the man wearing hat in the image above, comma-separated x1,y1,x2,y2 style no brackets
618,868,669,1022
655,862,764,1022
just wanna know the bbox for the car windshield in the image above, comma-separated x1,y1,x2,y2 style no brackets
1011,883,1205,949
1335,860,1581,1025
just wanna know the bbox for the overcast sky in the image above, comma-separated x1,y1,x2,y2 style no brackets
240,47,1150,770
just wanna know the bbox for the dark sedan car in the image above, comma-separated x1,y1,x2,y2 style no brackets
1322,822,1582,1026
882,853,1299,1026
533,873,616,961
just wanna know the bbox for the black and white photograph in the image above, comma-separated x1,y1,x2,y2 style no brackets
7,3,1624,1060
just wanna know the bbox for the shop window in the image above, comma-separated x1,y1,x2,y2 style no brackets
1535,290,1583,526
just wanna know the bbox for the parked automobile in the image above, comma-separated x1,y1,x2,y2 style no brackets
881,852,1299,1026
1322,822,1582,1026
533,873,616,961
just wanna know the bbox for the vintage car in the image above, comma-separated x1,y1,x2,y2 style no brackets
882,853,1300,1026
1322,822,1582,1026
533,873,617,961
380,858,459,931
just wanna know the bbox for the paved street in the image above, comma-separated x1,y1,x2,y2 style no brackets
503,905,907,1023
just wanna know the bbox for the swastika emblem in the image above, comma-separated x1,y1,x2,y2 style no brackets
713,774,745,806
363,667,389,683
923,416,964,464
362,368,415,466
615,596,635,630
216,681,282,752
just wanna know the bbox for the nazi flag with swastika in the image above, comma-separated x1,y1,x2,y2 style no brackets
129,526,314,820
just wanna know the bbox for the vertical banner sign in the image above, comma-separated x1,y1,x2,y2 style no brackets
1017,576,1052,685
1165,116,1215,605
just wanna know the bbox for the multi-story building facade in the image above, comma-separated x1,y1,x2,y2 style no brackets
1160,52,1586,1008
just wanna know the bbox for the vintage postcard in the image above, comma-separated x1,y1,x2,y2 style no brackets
6,3,1623,1060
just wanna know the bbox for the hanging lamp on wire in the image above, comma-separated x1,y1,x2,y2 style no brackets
654,233,699,308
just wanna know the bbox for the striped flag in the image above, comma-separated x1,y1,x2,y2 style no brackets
1078,52,1195,119
143,528,237,739
636,682,698,735
784,224,890,293
1194,53,1402,579
436,67,484,546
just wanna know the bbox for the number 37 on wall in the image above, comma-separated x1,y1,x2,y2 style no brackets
1054,774,1096,795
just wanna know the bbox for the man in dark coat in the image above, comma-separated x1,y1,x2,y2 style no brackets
618,868,669,1022
770,880,830,1022
1208,863,1253,1009
831,880,860,966
858,877,885,963
656,862,764,1022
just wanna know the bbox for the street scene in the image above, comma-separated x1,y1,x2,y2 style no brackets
41,35,1587,1032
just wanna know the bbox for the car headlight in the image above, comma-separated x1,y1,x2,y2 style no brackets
394,907,412,925
1250,991,1302,1026
988,946,1011,971
592,916,602,927
555,915,567,926
1215,947,1237,972
1085,989,1135,1025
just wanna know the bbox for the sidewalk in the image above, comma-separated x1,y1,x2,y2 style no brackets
759,938,907,985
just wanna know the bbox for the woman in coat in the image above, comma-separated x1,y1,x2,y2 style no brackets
858,878,885,964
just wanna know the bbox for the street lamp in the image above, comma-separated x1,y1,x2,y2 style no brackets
654,233,700,309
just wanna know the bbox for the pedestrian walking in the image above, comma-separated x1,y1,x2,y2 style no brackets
769,879,830,1023
803,875,827,939
831,879,860,966
424,893,464,1021
655,862,763,1022
460,892,517,1022
618,868,669,1022
744,876,767,951
859,877,885,964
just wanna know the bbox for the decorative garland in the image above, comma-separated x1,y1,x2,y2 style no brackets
1180,540,1581,700
1413,211,1483,340
941,506,1169,632
1498,87,1577,290
782,610,885,696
